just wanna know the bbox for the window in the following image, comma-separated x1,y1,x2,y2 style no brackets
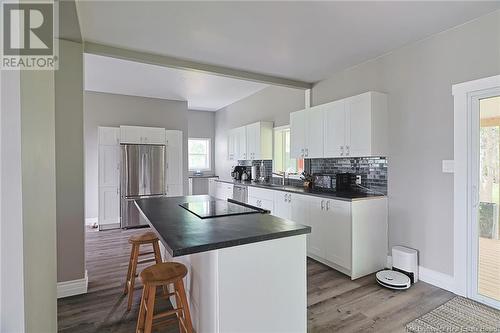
188,138,211,171
273,126,303,176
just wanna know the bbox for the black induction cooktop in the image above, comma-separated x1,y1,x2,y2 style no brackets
179,199,261,219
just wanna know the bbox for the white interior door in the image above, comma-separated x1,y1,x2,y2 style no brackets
470,89,500,310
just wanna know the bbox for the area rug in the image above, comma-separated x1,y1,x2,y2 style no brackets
406,296,500,332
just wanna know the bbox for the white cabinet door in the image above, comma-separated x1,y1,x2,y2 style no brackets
144,127,166,145
273,191,291,220
245,122,259,160
120,126,143,144
290,110,306,159
98,145,120,187
227,129,237,161
248,196,274,213
346,93,371,157
290,194,311,250
308,197,327,258
208,178,218,197
165,130,183,186
121,126,165,144
98,186,120,226
306,105,325,158
324,200,352,270
236,126,247,160
98,126,120,145
323,99,347,158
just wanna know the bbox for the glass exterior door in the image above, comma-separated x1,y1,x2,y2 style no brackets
474,94,500,308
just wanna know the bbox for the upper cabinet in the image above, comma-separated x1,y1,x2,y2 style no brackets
290,105,325,159
227,121,273,160
120,126,165,145
291,91,388,159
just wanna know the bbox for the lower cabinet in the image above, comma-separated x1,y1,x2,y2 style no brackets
215,182,234,200
237,184,387,280
305,196,388,279
273,191,292,220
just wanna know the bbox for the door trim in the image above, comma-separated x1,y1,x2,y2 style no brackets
452,74,500,299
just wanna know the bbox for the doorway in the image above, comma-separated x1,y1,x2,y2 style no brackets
471,92,500,309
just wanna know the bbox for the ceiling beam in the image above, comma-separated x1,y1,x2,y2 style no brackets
83,42,312,90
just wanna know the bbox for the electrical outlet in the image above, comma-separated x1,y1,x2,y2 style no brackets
356,175,362,185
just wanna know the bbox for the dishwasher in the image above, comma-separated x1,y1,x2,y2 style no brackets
232,184,248,204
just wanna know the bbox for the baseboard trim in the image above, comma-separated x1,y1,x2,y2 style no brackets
85,217,98,226
386,256,455,293
57,270,88,299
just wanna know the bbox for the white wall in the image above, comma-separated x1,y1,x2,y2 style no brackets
214,11,500,277
188,110,216,175
312,10,500,276
1,67,25,333
214,85,305,179
84,91,189,219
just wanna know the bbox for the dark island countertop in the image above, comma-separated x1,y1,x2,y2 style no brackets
135,195,311,257
215,179,386,201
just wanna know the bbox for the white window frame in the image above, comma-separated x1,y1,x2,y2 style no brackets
273,125,302,179
188,137,211,172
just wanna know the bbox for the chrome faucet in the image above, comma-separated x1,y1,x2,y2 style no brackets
272,172,287,186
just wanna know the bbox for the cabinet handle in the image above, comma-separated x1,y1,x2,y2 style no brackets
305,148,309,157
321,200,325,210
346,146,350,156
288,194,292,203
300,148,304,157
340,146,344,156
326,201,330,211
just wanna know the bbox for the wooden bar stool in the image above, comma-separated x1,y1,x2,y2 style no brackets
136,262,193,333
124,231,162,311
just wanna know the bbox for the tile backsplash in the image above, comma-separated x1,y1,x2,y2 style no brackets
237,160,273,179
237,157,387,195
306,157,387,194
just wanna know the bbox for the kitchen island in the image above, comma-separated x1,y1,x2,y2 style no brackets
135,195,311,333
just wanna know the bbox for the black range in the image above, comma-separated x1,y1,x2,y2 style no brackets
135,195,311,257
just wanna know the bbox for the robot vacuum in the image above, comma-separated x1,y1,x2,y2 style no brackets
376,270,411,290
376,246,418,290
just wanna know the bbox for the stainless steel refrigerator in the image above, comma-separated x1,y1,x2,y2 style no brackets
121,144,165,228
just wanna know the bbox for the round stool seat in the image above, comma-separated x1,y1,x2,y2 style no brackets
129,231,158,244
140,262,188,285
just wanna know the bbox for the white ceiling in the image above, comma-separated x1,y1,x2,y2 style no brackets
76,1,500,82
84,54,269,111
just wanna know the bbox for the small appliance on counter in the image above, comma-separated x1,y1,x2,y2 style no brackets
231,166,247,180
312,174,334,191
376,246,418,290
335,173,357,191
251,165,258,181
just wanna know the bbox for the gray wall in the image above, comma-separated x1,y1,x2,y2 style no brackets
312,10,500,276
188,110,216,175
55,39,85,283
214,10,500,276
20,69,57,332
215,85,305,178
84,92,189,219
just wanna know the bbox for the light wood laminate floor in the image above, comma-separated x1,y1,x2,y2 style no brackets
58,228,454,332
